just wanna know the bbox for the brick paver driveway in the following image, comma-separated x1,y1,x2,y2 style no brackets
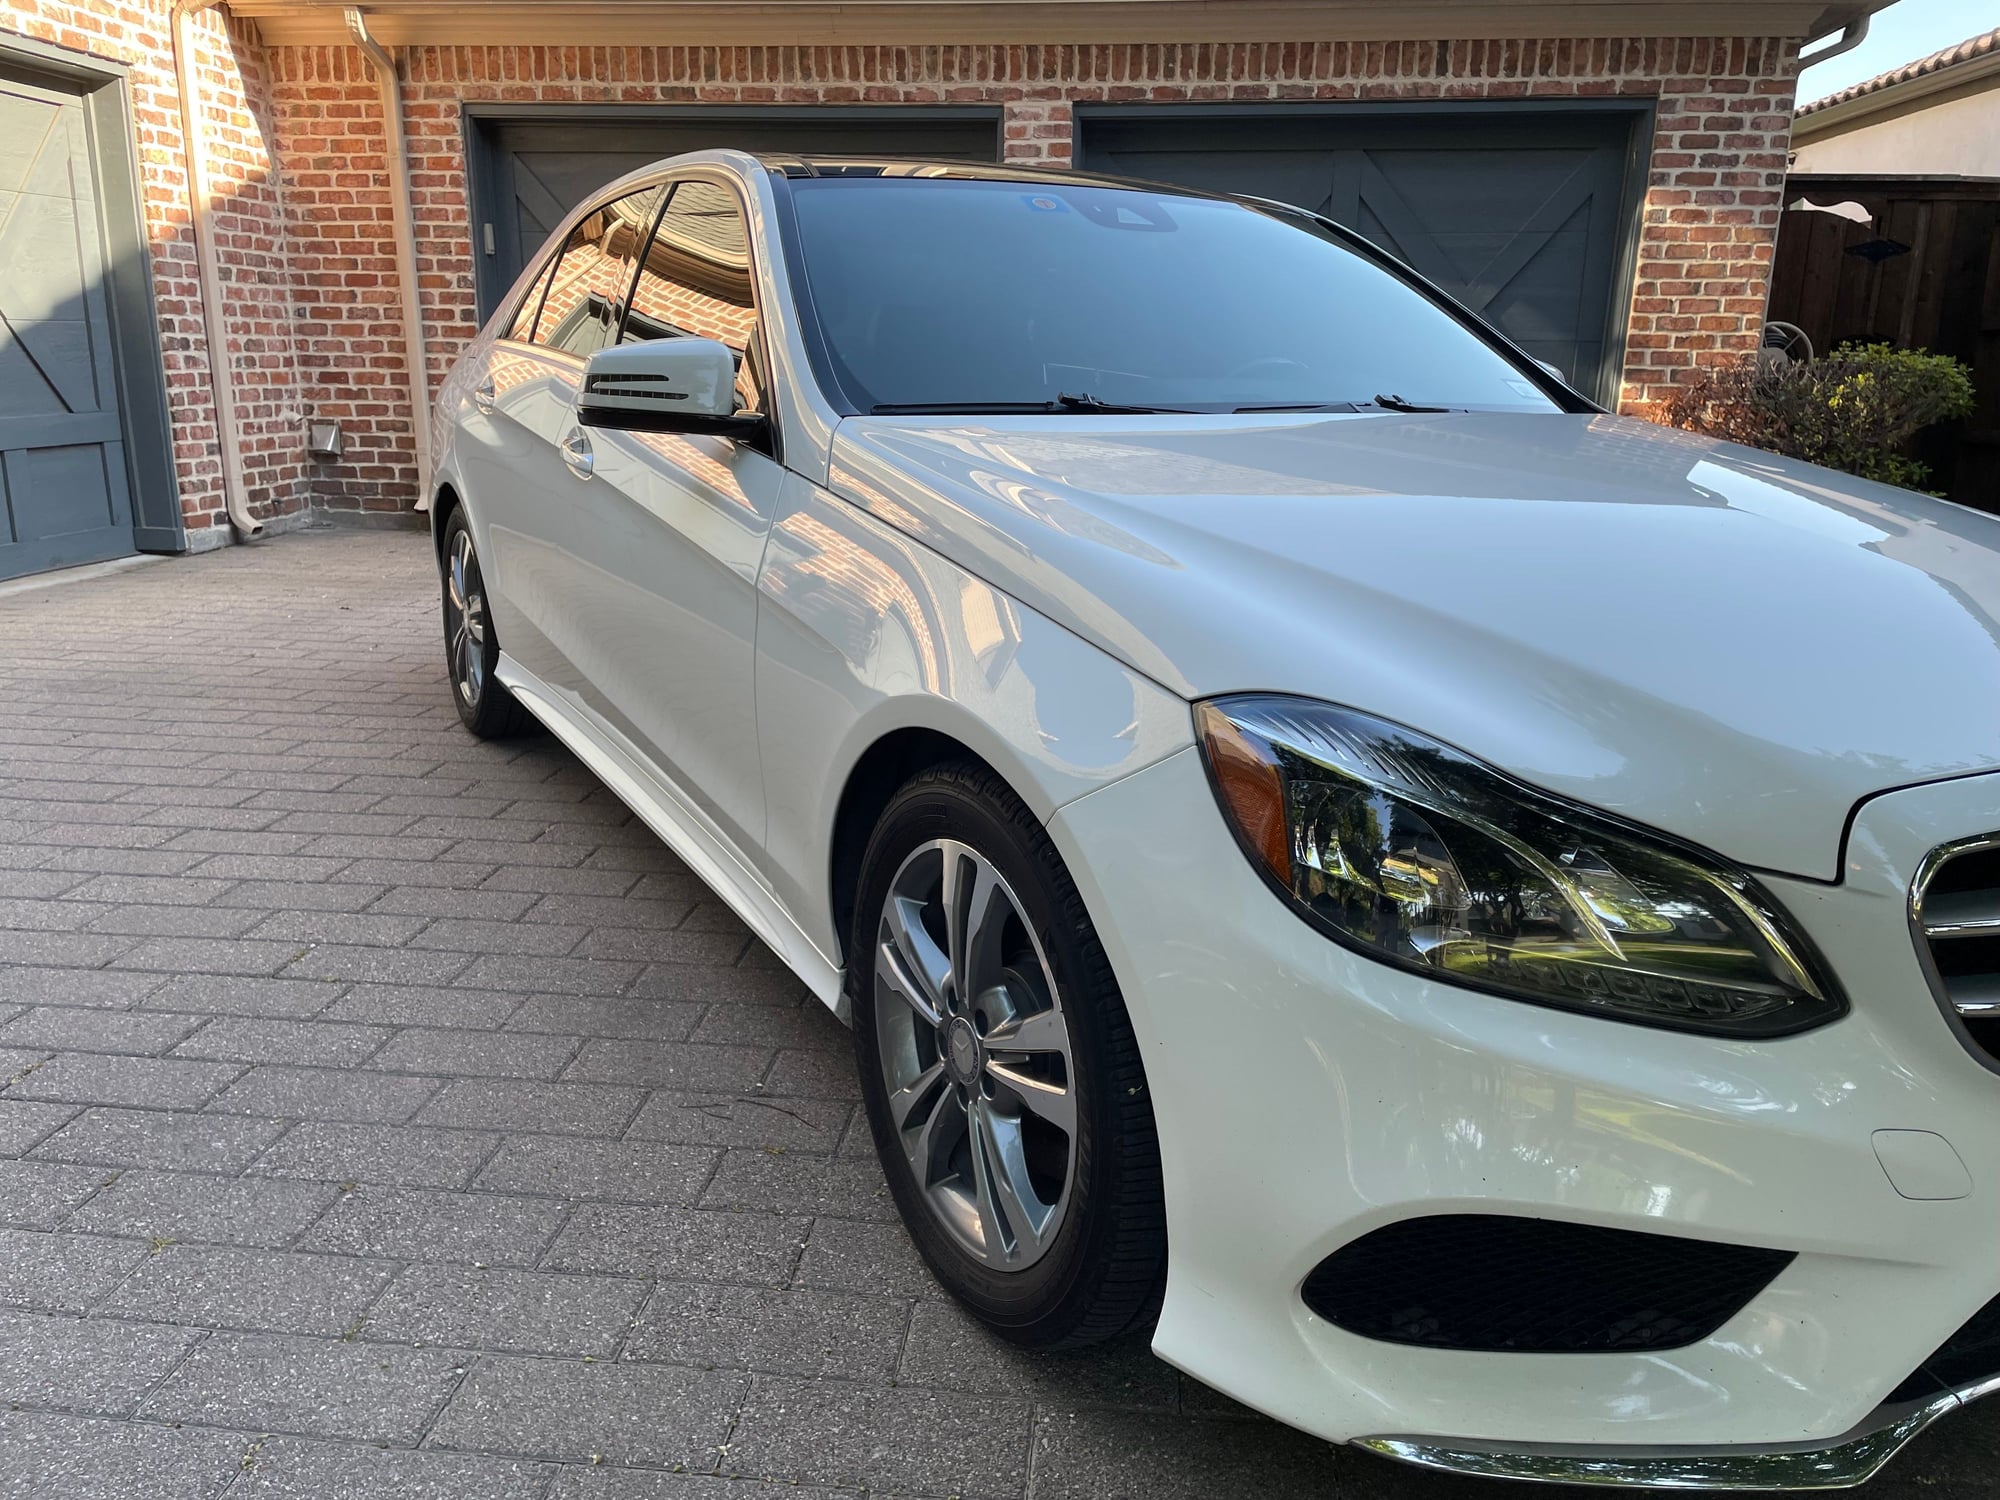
0,531,1993,1500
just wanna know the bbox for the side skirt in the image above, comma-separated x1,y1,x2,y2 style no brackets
494,651,847,1016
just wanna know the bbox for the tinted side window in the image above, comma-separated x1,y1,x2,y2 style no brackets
505,253,557,342
625,180,766,414
533,185,666,357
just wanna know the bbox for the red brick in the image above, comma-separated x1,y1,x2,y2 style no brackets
10,5,1806,515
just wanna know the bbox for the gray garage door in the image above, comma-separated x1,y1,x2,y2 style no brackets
0,73,135,581
469,108,1002,318
1079,106,1645,401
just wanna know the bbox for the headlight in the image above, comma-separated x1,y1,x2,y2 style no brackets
1194,695,1844,1037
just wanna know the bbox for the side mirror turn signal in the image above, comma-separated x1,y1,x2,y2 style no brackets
576,339,767,441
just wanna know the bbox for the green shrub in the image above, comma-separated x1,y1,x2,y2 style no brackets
1662,341,1975,493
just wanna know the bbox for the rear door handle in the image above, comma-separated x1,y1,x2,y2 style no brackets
473,380,496,414
560,427,594,481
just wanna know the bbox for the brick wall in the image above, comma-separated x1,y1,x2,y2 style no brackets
9,7,1803,525
2,2,307,541
267,37,1799,511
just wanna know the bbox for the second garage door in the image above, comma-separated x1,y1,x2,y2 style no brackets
468,107,1001,318
1078,104,1646,402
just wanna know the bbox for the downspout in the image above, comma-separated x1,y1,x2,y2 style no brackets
169,0,263,540
345,7,434,511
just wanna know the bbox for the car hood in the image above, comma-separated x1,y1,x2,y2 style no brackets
827,411,2000,880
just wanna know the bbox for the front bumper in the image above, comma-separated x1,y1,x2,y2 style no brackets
1362,1372,2000,1489
1049,749,2000,1474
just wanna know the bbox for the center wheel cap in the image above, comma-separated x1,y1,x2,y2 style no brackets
944,1017,981,1086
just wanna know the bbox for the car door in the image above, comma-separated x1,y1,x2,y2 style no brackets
454,182,667,691
547,174,786,858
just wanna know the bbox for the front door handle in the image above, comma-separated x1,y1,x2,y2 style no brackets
560,427,594,481
473,380,496,414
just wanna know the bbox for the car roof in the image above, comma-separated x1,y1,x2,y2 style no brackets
750,152,1235,200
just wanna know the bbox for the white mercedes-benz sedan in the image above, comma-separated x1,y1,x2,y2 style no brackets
429,150,2000,1488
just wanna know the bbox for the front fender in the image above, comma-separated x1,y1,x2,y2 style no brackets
754,471,1193,959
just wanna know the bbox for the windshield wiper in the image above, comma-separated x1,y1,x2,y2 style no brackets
868,392,1191,416
1052,391,1190,414
1370,393,1454,413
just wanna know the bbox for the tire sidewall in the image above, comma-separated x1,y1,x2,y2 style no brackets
849,773,1124,1333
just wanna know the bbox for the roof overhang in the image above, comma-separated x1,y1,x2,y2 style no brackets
1794,40,2000,142
229,0,1873,49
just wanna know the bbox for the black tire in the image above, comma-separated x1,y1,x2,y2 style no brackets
849,761,1166,1349
440,507,531,740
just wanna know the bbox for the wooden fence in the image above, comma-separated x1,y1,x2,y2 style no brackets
1766,174,2000,508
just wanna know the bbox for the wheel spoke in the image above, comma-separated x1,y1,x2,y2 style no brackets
448,536,471,611
983,1007,1068,1057
966,1097,1012,1258
889,1060,947,1132
879,895,948,1027
465,593,487,645
939,844,971,1007
985,1059,1075,1136
901,1069,964,1189
970,1098,1054,1263
942,844,1010,1002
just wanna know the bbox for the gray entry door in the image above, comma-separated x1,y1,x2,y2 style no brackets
1079,108,1641,401
469,109,1001,318
0,73,135,581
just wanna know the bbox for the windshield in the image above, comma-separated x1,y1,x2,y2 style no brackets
785,176,1564,415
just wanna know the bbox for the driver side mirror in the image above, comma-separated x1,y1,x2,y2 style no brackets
576,338,766,441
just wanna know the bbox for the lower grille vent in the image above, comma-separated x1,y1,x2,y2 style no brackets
1301,1215,1793,1354
1914,838,2000,1065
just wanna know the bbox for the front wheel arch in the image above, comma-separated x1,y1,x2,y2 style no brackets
430,483,466,571
828,726,1008,970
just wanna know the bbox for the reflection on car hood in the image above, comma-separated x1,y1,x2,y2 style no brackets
827,410,2000,880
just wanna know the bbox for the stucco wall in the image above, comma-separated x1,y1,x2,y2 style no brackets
1792,87,2000,177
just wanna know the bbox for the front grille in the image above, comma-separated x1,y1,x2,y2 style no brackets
1887,1290,2000,1402
1300,1214,1793,1354
1913,838,2000,1065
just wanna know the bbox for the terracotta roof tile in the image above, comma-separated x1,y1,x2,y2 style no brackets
1798,26,2000,117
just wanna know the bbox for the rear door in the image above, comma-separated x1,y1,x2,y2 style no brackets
0,73,134,579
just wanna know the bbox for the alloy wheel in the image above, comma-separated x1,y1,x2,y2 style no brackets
445,528,488,709
873,838,1078,1270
